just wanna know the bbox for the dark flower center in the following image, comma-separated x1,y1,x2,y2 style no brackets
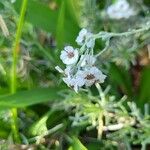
85,74,95,80
67,52,74,58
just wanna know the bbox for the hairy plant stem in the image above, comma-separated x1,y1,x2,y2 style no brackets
95,25,150,57
95,24,150,39
10,0,28,143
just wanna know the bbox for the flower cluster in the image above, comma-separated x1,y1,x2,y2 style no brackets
106,0,136,19
56,29,106,92
75,28,95,49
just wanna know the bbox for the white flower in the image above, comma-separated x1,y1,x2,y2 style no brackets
78,67,106,87
76,28,88,46
60,46,79,65
63,75,85,93
115,0,129,11
63,77,73,87
64,66,73,77
86,38,95,48
80,55,96,67
55,66,74,78
124,9,136,18
106,0,136,19
76,29,95,48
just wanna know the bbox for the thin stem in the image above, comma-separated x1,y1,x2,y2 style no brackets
96,38,110,57
28,123,64,143
95,25,150,57
11,0,28,93
97,112,103,139
110,25,150,37
95,83,105,103
95,25,150,39
10,0,28,143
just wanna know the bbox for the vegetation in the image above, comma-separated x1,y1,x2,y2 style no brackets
0,0,150,149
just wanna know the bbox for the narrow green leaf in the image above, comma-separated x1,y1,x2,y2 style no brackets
56,1,65,48
138,66,150,104
0,87,61,108
70,137,87,150
14,0,80,46
14,0,59,33
29,111,53,136
109,64,133,96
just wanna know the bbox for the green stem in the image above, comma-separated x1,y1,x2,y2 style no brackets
94,25,150,39
28,123,64,143
95,25,150,57
10,0,28,143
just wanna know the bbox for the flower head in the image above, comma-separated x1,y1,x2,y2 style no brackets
106,0,136,19
115,0,129,11
80,55,96,67
56,29,107,92
76,28,88,46
64,66,73,77
76,29,95,48
86,37,95,48
60,46,79,65
78,67,106,87
63,75,85,93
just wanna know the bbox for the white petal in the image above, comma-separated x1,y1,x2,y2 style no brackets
86,38,95,48
80,55,96,67
85,80,95,87
116,0,129,11
80,67,106,87
63,77,71,86
60,47,79,65
76,28,88,46
99,74,107,83
76,36,83,46
76,75,85,87
60,51,67,61
79,28,88,36
106,0,136,19
64,46,74,52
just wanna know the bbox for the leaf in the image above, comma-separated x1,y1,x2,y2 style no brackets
0,116,10,138
29,110,66,136
0,87,61,108
56,0,80,47
29,111,53,136
64,0,80,46
56,1,65,48
138,66,150,104
69,137,87,150
14,0,80,47
14,0,59,33
109,63,133,97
